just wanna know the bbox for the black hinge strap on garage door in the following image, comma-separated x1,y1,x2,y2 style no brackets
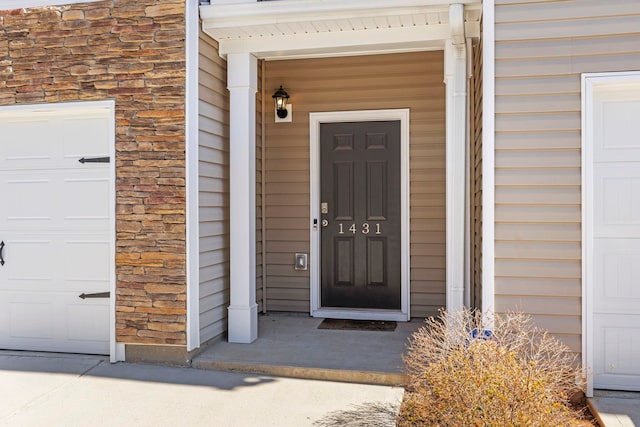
78,157,110,164
0,241,5,266
78,292,110,299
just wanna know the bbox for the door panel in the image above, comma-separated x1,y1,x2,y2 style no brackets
335,238,354,287
366,237,386,286
367,161,387,220
334,162,354,221
320,121,401,310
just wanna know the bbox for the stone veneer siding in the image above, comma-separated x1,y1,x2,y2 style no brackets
0,0,188,345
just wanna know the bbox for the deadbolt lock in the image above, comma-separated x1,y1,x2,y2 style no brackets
321,219,329,227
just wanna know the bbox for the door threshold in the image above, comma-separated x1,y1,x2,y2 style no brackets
313,308,409,322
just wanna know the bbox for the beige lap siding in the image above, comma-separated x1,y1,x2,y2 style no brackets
470,36,483,311
494,0,640,352
0,1,188,345
256,61,264,314
264,52,446,317
197,32,230,344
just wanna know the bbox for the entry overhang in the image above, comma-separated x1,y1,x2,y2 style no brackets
200,0,481,60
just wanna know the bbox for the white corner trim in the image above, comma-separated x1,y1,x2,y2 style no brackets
114,343,126,363
444,3,468,313
105,100,118,363
581,73,595,398
581,70,640,397
185,0,200,352
481,0,496,320
309,109,411,321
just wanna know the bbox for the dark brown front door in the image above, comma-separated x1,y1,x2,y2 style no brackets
320,120,401,309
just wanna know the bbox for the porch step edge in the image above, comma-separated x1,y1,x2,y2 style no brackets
192,359,407,386
587,397,638,427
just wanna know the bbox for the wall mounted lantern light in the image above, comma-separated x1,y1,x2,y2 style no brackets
272,85,290,119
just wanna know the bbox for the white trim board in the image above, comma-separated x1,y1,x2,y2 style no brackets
107,101,118,363
581,70,640,397
481,0,496,320
309,109,411,322
185,0,200,352
214,26,469,60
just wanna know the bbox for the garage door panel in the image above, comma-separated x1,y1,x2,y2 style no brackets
594,86,640,163
594,239,640,314
5,240,54,283
0,115,110,172
3,236,108,292
1,171,109,231
0,119,59,170
0,291,109,354
594,164,640,237
61,116,110,159
5,179,55,222
62,178,110,221
9,301,55,340
593,315,640,391
64,241,110,282
67,303,110,343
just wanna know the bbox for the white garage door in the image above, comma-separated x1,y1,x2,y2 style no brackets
589,77,640,391
0,103,112,355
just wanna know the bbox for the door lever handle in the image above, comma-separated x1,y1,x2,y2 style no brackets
0,241,5,266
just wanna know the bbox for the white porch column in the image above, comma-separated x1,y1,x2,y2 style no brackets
444,4,468,312
227,52,258,343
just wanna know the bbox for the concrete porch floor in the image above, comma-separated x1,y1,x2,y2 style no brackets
192,313,423,386
588,391,640,427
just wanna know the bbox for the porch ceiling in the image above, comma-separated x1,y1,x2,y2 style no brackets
200,0,482,59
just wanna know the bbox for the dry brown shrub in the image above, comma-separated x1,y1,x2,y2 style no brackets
399,309,589,427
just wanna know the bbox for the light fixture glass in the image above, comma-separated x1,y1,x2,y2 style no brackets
272,85,290,119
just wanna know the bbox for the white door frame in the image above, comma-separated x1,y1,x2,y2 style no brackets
310,109,411,321
582,70,640,397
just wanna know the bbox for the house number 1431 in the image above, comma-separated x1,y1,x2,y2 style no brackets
338,223,382,235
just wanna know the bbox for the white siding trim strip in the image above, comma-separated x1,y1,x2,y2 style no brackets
482,0,496,320
107,101,118,362
186,0,201,351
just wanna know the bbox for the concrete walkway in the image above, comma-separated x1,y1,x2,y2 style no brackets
588,391,640,427
0,351,403,427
